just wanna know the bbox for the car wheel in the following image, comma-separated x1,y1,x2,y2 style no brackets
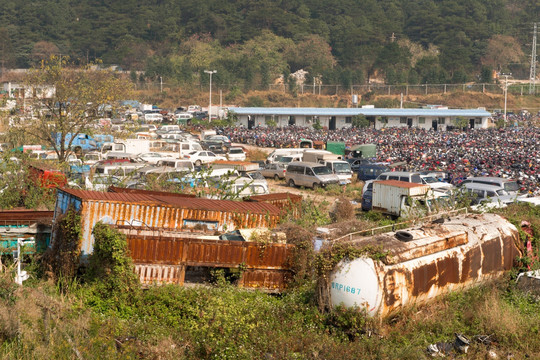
313,183,320,189
288,179,295,187
274,174,280,181
195,160,202,166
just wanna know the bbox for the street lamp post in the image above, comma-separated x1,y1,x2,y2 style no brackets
500,73,512,123
204,70,217,122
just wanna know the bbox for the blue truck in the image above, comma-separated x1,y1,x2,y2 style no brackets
55,133,98,152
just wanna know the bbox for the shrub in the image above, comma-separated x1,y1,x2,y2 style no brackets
330,196,355,222
42,207,82,285
86,223,139,291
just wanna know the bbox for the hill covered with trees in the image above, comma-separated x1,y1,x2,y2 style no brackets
0,0,539,89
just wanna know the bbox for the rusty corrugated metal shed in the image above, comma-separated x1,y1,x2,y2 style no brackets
54,188,283,255
60,187,280,216
108,186,197,198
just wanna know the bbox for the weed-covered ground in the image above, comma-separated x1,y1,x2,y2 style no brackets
0,204,538,359
0,275,538,359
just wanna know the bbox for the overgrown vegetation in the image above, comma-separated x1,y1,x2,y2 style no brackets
0,191,538,358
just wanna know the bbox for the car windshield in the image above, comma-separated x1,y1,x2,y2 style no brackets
248,172,265,180
313,166,332,175
422,176,438,184
334,163,351,173
280,156,294,163
504,181,519,192
230,149,243,154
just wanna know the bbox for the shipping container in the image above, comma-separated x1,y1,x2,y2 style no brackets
54,188,282,255
372,180,430,218
328,213,520,317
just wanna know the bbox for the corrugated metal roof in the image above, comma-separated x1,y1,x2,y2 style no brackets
151,195,280,215
249,193,303,202
230,107,492,117
60,188,157,203
59,188,280,215
108,186,197,198
375,180,429,188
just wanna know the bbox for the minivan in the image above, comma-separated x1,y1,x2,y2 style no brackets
460,182,516,208
93,163,146,179
459,177,520,195
285,161,340,189
267,148,306,164
357,163,391,181
376,171,422,184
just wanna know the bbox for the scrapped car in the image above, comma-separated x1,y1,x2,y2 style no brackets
260,163,286,180
183,151,227,166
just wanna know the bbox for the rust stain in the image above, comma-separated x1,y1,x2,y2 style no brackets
481,239,502,273
412,262,437,297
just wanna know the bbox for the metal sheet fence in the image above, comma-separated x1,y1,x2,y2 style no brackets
124,232,294,290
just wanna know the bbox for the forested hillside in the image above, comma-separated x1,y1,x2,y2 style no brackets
1,0,539,89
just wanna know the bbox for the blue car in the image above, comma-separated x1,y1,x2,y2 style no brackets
361,189,373,211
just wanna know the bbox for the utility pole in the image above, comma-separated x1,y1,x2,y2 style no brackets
529,23,537,95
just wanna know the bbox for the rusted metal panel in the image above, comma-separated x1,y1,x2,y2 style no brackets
134,264,185,285
0,210,54,224
248,193,302,218
330,213,521,317
240,269,289,290
124,232,293,290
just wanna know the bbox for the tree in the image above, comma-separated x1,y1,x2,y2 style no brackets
30,41,60,65
11,57,132,162
453,116,469,130
352,115,369,128
481,35,524,73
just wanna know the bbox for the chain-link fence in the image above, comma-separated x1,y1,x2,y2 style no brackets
135,81,539,97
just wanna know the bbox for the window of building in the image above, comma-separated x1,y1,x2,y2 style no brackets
475,118,482,125
400,117,407,124
306,116,312,123
438,117,446,125
345,116,352,124
265,115,272,122
419,117,425,124
379,117,388,123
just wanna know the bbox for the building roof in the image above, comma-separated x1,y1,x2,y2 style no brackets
375,180,429,188
229,107,492,118
59,188,280,215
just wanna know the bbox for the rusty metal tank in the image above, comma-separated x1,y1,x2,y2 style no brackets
329,213,521,317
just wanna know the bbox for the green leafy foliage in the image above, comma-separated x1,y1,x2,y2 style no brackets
0,0,535,87
85,222,140,312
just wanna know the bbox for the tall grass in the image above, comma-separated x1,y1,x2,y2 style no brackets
0,274,538,359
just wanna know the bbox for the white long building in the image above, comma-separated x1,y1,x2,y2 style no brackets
230,106,492,131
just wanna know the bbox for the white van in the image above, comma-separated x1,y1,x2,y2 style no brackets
93,163,146,180
267,148,307,164
175,113,193,122
178,141,203,158
160,125,181,133
285,161,340,189
144,113,164,123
